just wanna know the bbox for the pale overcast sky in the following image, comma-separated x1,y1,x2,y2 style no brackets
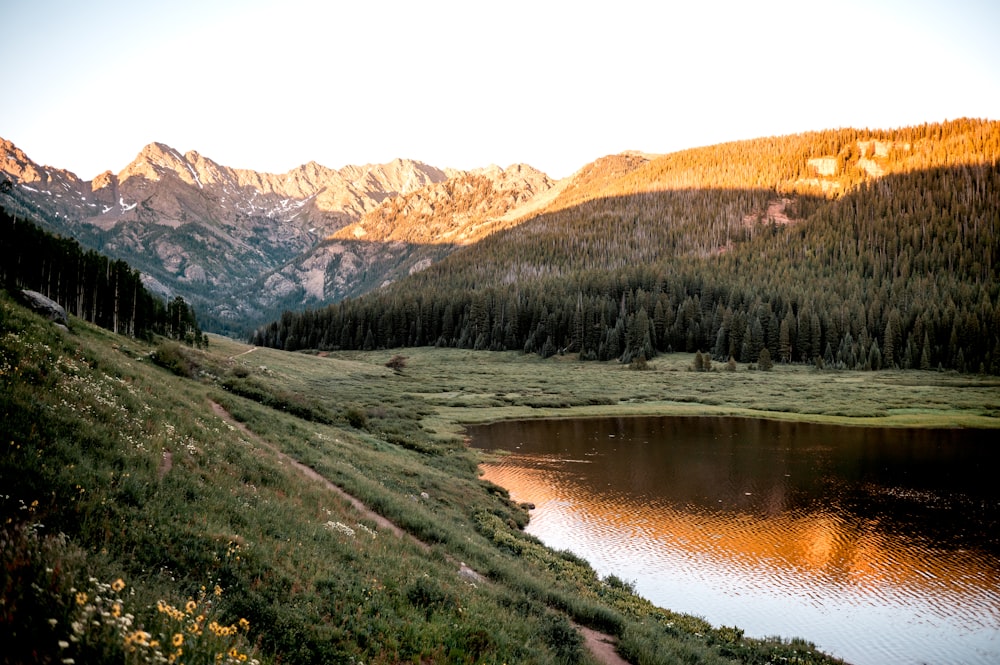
3,0,998,180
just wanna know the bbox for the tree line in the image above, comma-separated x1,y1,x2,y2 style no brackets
1,208,204,344
251,120,999,374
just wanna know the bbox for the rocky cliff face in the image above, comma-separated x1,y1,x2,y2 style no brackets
0,138,555,332
209,163,558,324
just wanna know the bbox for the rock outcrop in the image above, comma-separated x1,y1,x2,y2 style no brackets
19,290,69,328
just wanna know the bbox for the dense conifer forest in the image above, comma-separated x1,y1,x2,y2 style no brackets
1,209,204,343
252,120,1000,374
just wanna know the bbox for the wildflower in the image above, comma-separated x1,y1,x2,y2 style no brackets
111,603,121,618
238,617,250,631
111,578,126,592
58,641,69,649
172,633,184,647
214,584,223,596
239,655,247,662
48,618,58,626
229,648,239,658
185,600,197,614
75,592,88,606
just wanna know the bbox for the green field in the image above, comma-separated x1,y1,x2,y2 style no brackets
4,294,997,664
207,340,998,435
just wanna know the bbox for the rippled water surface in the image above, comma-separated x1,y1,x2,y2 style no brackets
468,417,1000,665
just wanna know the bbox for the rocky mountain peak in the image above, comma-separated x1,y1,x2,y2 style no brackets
0,135,557,332
1,138,82,189
118,142,191,185
339,158,450,202
334,163,555,245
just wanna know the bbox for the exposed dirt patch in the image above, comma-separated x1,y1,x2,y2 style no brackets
577,624,630,665
742,198,798,227
228,346,257,360
158,449,173,479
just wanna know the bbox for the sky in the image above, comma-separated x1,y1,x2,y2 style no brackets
3,0,999,180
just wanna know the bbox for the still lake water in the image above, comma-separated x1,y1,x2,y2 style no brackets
467,417,1000,665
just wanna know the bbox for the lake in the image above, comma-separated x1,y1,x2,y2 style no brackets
467,416,1000,665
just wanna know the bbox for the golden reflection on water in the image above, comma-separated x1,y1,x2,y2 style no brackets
481,459,999,599
472,417,1000,665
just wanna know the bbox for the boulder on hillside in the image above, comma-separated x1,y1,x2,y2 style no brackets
19,289,69,328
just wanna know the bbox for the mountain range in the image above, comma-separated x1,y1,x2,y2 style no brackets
3,119,998,375
0,138,555,332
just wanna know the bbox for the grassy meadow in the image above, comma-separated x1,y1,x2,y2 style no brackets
4,293,997,665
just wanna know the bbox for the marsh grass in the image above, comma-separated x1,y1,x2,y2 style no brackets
6,291,993,664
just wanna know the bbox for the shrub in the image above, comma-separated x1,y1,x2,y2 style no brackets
385,355,407,371
540,613,583,664
344,406,368,429
151,342,195,378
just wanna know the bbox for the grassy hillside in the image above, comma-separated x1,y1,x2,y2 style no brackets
0,292,873,665
5,291,998,664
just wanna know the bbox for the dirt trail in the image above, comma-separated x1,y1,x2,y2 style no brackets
158,449,173,479
578,625,630,665
208,399,627,665
209,400,415,544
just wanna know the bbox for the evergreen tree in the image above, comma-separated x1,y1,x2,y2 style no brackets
758,347,773,371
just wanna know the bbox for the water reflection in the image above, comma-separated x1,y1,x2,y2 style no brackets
469,417,1000,665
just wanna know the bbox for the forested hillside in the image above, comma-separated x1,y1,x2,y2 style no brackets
1,208,204,343
252,120,1000,374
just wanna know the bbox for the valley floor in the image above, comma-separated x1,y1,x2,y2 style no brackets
205,339,999,434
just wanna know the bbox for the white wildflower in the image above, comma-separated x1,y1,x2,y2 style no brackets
325,521,355,537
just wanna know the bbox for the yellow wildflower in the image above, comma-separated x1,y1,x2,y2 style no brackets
238,617,250,631
111,603,121,618
111,578,126,592
75,592,87,606
214,585,223,596
229,648,239,658
172,633,184,647
185,600,197,614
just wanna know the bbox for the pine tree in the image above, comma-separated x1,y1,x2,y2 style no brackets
758,347,773,371
920,333,932,370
